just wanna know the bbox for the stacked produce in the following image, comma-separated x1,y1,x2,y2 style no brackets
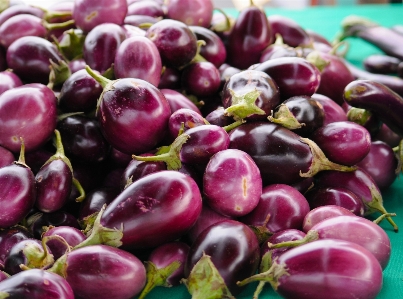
0,0,402,298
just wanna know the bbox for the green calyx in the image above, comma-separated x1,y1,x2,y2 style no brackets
268,104,304,130
224,88,265,121
48,60,71,90
305,51,330,72
347,107,373,126
21,237,54,271
52,28,85,61
182,253,235,299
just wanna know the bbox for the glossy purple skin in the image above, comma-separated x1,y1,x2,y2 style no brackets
29,211,81,239
374,123,402,148
181,61,221,97
0,163,36,228
219,63,241,88
35,160,72,213
61,245,146,299
127,0,164,18
0,226,33,265
0,269,74,299
68,58,86,74
0,71,22,96
83,23,126,74
4,239,51,275
6,36,63,84
290,176,314,194
165,0,213,28
314,167,383,214
158,68,182,90
203,149,262,217
305,187,365,217
311,93,347,125
161,89,202,114
357,140,398,190
180,124,230,165
57,115,110,164
0,14,46,49
148,241,190,286
101,170,202,250
261,229,306,261
114,35,162,86
344,79,403,136
186,203,232,244
274,239,383,299
222,69,280,121
310,121,371,166
315,56,354,107
0,83,57,153
97,78,171,155
310,215,391,269
190,25,227,68
302,205,356,232
268,15,311,47
363,54,401,74
254,57,321,101
59,69,103,113
124,14,159,27
168,108,206,140
122,24,146,38
240,184,310,234
25,148,53,175
0,146,14,168
146,19,198,68
185,219,260,295
73,0,128,33
226,6,271,70
109,147,132,167
259,44,299,63
278,95,325,137
0,5,44,27
42,226,86,260
78,187,119,221
229,122,312,186
204,107,235,127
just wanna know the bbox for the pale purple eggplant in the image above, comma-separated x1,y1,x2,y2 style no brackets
0,70,22,96
302,205,356,232
165,0,213,28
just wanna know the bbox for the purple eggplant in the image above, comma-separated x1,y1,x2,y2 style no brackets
145,19,198,68
72,0,128,33
0,268,74,299
184,219,260,296
204,106,235,128
253,57,321,101
161,89,202,114
114,35,162,86
363,54,401,74
0,145,14,168
259,36,300,63
181,61,221,97
226,3,271,70
268,14,311,47
228,121,356,186
344,79,403,136
42,226,86,260
86,66,171,155
374,123,402,148
240,184,310,235
357,140,398,190
124,14,159,27
78,187,119,221
165,0,213,28
310,121,371,166
311,93,348,125
203,149,262,217
0,70,22,96
168,107,206,141
158,68,182,90
238,239,383,299
315,167,398,231
0,5,44,27
79,170,202,250
346,106,382,137
0,141,36,228
0,226,33,267
6,36,63,84
138,241,190,299
302,205,356,232
127,0,164,18
49,244,146,299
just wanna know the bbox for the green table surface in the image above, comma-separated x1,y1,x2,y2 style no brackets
141,4,403,299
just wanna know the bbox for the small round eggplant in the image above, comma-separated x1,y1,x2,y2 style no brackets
268,15,311,47
0,70,22,96
0,225,33,266
181,61,221,97
302,205,356,232
42,226,86,260
311,93,348,125
165,0,213,28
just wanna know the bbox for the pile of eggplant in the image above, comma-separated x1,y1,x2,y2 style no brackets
0,0,402,298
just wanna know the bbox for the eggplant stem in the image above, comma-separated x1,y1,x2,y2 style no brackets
85,65,111,88
73,177,86,202
268,230,319,249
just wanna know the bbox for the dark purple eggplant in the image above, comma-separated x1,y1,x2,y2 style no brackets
226,4,271,70
268,14,311,47
302,205,356,232
86,67,171,155
238,239,383,299
344,79,403,136
78,187,119,221
228,122,356,186
145,19,198,68
181,61,221,97
0,268,74,299
253,57,321,101
49,244,146,299
183,219,260,296
42,226,86,260
138,241,190,299
311,93,347,125
310,121,371,166
6,36,63,84
0,141,36,228
363,54,401,74
78,170,202,250
374,123,402,148
72,0,128,33
259,35,300,63
0,226,33,266
114,35,162,86
165,0,213,28
158,68,182,90
204,106,235,127
268,95,324,137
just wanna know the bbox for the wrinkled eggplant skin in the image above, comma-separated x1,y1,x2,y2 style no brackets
0,268,75,299
184,219,260,296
